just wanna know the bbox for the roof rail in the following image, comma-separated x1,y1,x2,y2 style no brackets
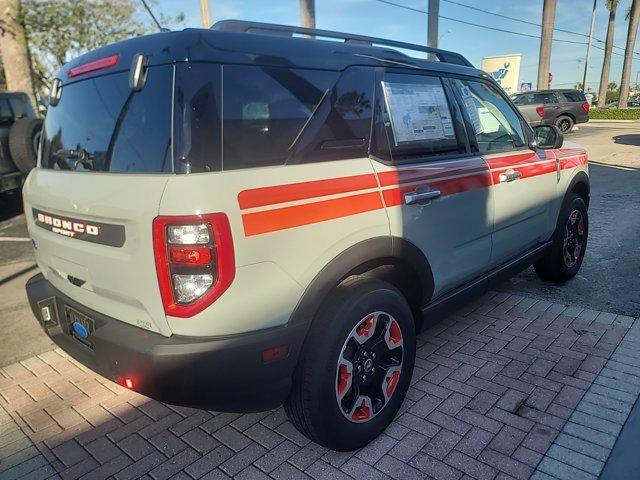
212,20,474,68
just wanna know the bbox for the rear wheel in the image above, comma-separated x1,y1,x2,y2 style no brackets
555,115,574,134
534,193,588,283
285,277,415,451
8,118,43,174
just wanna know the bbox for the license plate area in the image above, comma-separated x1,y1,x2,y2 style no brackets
64,306,95,349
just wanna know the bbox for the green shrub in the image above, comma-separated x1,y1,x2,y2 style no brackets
589,108,640,120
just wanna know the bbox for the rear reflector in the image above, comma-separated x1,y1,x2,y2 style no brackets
535,106,545,117
262,345,289,363
169,246,213,265
581,102,590,113
68,54,120,78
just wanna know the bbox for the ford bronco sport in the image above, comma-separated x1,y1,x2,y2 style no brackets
24,21,589,451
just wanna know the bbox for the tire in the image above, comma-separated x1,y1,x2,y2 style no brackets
285,277,416,451
8,118,43,174
555,115,574,134
534,193,588,283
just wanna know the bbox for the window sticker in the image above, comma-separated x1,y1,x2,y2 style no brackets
381,81,455,145
458,83,484,135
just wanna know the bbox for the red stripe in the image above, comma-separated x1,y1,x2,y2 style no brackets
242,191,383,236
560,154,588,170
382,172,492,207
238,173,378,209
484,152,536,170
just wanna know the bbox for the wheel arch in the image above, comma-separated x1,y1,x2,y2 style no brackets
567,170,590,207
287,236,435,330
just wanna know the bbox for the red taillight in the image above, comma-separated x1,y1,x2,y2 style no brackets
68,54,120,78
152,213,235,318
535,106,545,117
169,246,212,266
581,102,590,113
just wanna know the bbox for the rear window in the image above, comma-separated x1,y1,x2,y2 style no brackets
41,66,172,173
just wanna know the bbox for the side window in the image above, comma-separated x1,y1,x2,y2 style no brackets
562,91,585,103
290,67,374,163
8,98,27,118
453,79,526,154
533,93,558,104
222,65,337,170
0,100,12,125
373,72,465,162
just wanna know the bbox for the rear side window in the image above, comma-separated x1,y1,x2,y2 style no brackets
41,66,172,173
513,92,558,105
453,79,526,154
289,67,374,163
561,91,586,102
373,72,465,163
222,65,337,170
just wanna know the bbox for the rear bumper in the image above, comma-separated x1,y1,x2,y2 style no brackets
25,273,308,412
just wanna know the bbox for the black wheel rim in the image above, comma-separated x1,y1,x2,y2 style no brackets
558,119,571,132
335,312,404,423
563,209,585,268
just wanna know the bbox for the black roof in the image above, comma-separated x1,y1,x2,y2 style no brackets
58,21,485,85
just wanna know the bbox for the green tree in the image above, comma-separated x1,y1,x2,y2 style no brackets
20,0,184,93
608,81,619,90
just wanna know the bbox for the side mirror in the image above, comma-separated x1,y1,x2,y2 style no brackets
531,124,563,150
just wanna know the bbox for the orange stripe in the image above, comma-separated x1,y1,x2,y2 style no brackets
242,191,383,236
238,173,378,210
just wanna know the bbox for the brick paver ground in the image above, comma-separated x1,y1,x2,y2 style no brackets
0,291,637,480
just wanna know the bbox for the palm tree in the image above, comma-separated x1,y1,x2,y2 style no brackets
597,0,618,107
537,0,557,89
300,0,316,29
619,0,640,108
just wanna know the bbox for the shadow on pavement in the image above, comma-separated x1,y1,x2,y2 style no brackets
612,134,640,146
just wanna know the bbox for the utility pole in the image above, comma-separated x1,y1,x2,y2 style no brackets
581,0,597,93
537,0,556,90
199,0,211,29
300,0,316,29
428,0,439,49
0,0,36,108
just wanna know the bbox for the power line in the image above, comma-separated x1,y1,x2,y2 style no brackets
374,0,587,45
442,0,640,57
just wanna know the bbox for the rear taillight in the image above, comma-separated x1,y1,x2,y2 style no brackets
68,54,120,78
581,102,590,113
535,106,545,117
153,213,235,318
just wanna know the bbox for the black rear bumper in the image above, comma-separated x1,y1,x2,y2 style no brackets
25,273,308,412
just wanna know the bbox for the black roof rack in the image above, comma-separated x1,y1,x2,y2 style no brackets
212,20,474,68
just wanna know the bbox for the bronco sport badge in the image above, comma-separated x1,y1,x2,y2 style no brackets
32,208,125,247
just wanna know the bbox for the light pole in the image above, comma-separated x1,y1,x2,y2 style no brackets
199,0,211,28
581,0,597,93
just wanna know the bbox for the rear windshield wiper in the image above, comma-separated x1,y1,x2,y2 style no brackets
53,148,95,171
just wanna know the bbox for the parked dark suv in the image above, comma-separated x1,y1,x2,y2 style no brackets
512,89,589,133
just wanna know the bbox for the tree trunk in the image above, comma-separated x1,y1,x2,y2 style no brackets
300,0,316,29
620,0,640,108
598,0,618,108
537,0,557,90
0,0,36,108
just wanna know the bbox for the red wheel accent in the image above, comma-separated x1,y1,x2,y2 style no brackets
385,370,400,398
337,363,351,396
356,314,375,339
388,320,402,345
352,400,371,422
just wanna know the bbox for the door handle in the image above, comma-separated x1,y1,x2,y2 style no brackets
404,189,441,205
499,169,522,183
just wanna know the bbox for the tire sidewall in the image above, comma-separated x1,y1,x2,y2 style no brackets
554,194,588,278
302,280,415,450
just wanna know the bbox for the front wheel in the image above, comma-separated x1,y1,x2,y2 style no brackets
555,115,574,134
534,193,588,283
285,277,416,451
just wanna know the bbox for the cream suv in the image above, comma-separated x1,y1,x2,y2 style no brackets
24,21,589,451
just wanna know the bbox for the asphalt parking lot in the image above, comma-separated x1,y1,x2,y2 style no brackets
0,122,639,479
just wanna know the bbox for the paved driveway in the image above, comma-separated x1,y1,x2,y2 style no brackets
1,292,638,480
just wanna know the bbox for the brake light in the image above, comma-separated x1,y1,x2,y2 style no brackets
153,213,235,318
535,106,545,117
581,102,590,113
68,54,120,78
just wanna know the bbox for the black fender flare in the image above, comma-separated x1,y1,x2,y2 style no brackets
287,236,434,327
565,170,590,207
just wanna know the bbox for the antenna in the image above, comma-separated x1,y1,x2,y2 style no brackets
140,0,167,32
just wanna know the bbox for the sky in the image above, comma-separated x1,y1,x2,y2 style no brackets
156,0,638,92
